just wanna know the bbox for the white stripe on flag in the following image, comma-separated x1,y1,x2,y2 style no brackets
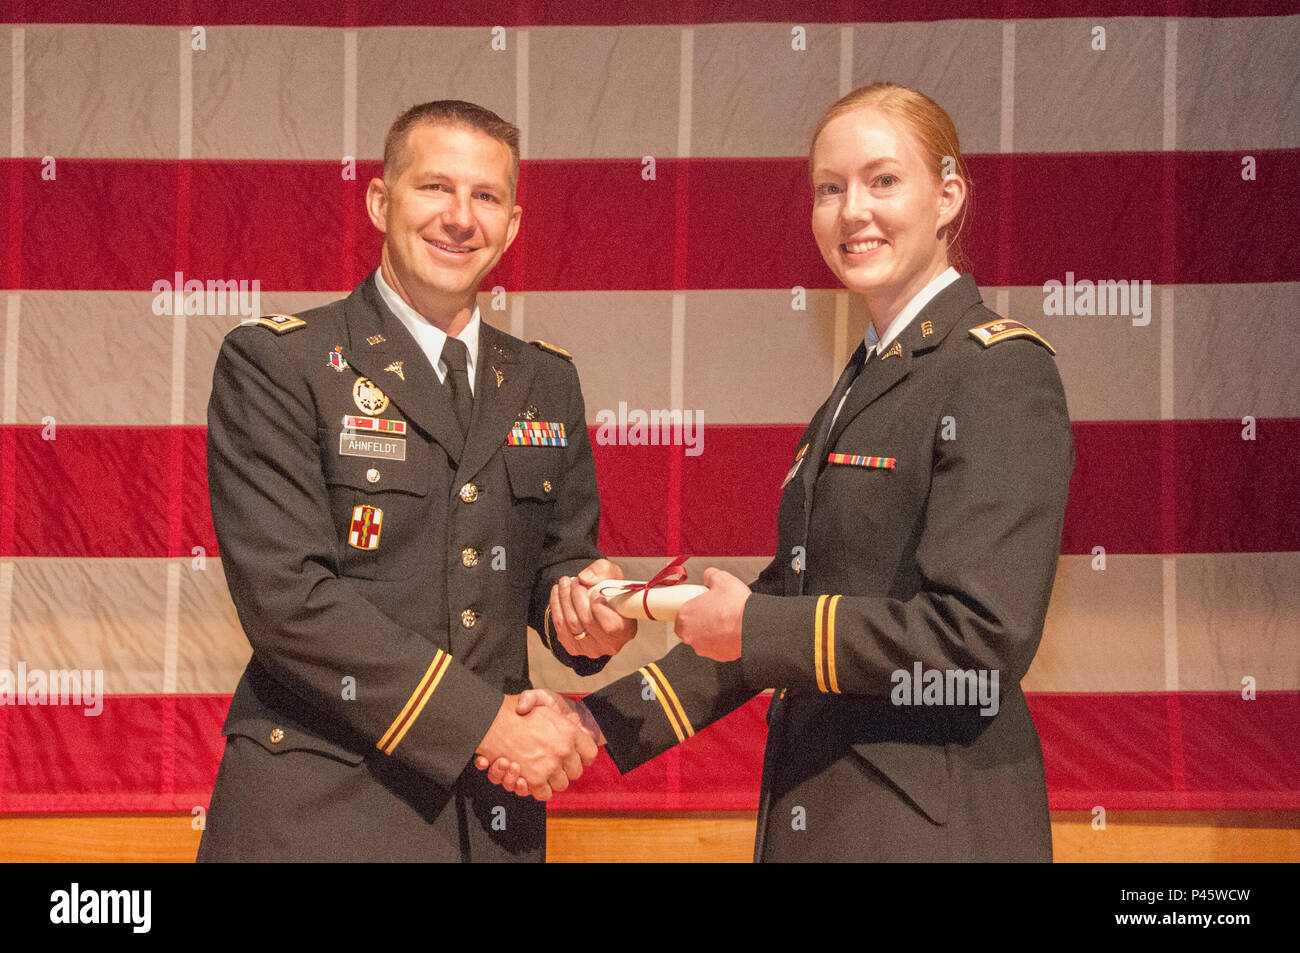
10,26,23,157
178,28,192,160
838,25,853,96
343,30,357,162
677,27,694,159
510,292,525,339
163,561,180,693
833,291,848,387
1000,21,1015,155
516,29,530,160
1163,555,1179,692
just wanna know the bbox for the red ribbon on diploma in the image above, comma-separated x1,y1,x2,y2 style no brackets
605,555,691,621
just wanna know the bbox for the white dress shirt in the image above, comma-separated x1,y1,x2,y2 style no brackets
832,267,960,426
374,269,479,395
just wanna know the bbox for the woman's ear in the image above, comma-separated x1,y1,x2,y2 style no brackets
936,174,967,235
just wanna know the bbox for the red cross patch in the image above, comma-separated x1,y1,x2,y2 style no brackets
348,505,383,551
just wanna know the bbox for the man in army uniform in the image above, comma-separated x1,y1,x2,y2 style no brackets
198,100,634,862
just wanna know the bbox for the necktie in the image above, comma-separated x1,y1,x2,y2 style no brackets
805,342,868,492
817,343,868,453
441,336,473,436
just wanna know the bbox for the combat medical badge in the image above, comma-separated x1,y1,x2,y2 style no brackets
352,377,390,415
348,505,383,550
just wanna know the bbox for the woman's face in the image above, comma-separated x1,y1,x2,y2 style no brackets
810,106,962,315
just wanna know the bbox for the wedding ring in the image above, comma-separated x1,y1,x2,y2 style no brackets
573,631,587,640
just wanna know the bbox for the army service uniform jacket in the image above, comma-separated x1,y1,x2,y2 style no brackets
584,276,1074,861
198,273,607,862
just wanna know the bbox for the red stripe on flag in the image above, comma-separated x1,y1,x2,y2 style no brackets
4,421,1299,557
9,152,1300,291
10,0,1297,25
0,691,1295,813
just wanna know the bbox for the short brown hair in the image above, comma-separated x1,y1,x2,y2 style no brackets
810,83,972,273
383,100,521,194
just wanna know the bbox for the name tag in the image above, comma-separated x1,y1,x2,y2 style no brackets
339,432,407,461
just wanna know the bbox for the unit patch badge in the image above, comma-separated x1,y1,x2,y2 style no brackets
348,505,383,550
352,377,390,416
329,346,348,372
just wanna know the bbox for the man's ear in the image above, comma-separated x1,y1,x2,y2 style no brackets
365,177,390,234
503,203,523,253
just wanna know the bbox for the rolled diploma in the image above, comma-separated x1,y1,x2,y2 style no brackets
589,580,709,622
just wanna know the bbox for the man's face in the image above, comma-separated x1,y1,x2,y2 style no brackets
367,122,521,316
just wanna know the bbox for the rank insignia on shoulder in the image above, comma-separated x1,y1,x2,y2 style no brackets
508,421,567,446
828,453,896,469
531,340,572,361
348,505,383,551
969,319,1056,354
255,313,306,334
329,346,348,372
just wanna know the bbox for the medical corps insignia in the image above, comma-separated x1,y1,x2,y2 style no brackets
348,505,383,550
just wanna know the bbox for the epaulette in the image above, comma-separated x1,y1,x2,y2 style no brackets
531,340,572,362
253,313,307,334
968,319,1055,355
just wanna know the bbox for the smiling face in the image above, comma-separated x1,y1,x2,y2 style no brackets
366,122,521,329
810,106,965,326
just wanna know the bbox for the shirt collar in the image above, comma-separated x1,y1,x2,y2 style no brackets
866,267,960,356
374,268,480,386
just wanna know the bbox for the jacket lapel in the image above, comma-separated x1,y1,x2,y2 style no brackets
803,341,867,511
455,322,537,481
341,275,465,462
824,275,983,451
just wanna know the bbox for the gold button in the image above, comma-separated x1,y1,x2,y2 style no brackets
461,547,479,568
366,468,380,484
542,480,552,493
461,608,477,629
459,483,479,503
269,728,285,744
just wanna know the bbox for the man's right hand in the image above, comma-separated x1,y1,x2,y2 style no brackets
475,690,604,799
475,693,598,801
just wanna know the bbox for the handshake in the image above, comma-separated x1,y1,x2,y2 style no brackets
473,556,752,800
474,689,602,801
474,559,631,801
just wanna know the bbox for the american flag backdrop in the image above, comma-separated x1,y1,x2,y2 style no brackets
0,1,1297,823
